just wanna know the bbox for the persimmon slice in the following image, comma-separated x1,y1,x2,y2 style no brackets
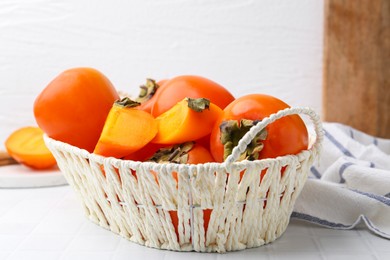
5,127,57,170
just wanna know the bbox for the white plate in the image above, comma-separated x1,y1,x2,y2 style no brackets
0,164,68,188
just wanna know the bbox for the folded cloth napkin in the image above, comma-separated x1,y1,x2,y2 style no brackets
292,122,390,239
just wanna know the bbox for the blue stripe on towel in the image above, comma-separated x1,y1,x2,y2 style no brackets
324,129,355,157
349,189,390,206
291,212,351,228
310,166,321,179
338,162,376,183
349,128,354,139
373,138,378,146
292,212,390,238
338,162,354,183
361,215,390,238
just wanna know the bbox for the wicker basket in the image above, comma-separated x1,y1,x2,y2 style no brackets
44,107,323,253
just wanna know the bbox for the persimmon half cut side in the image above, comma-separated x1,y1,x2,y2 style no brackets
93,97,158,158
152,98,222,145
5,127,57,170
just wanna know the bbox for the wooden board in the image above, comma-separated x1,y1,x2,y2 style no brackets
323,0,390,138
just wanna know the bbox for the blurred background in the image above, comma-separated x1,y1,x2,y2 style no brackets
0,0,324,149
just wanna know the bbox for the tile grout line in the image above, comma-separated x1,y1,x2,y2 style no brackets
357,230,380,260
0,190,32,259
57,189,92,260
58,221,89,260
0,189,31,219
308,225,327,260
6,187,73,260
58,193,121,259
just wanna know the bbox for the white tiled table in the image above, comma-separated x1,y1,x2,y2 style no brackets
0,185,388,260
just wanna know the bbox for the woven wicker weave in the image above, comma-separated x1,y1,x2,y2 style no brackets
44,107,323,253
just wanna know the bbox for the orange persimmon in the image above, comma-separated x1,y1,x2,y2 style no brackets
135,78,168,114
93,97,158,158
5,127,57,170
195,134,211,151
122,142,164,162
152,98,223,145
210,94,308,162
150,75,235,117
148,142,214,167
185,143,214,164
34,67,119,152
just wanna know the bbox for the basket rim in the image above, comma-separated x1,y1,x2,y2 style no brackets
44,134,316,172
44,106,323,172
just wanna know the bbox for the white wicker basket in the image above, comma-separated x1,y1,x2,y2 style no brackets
44,107,323,253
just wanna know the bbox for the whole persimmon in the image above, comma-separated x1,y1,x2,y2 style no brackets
135,78,168,114
34,67,119,152
150,75,235,117
210,94,309,162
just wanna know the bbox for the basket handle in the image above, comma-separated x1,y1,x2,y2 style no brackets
224,107,323,165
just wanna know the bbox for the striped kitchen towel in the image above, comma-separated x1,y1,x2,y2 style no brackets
292,122,390,239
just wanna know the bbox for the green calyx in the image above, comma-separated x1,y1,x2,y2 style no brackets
115,97,141,108
148,142,194,164
220,119,268,161
186,98,210,112
135,78,159,103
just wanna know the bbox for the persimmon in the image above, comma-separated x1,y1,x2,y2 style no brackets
135,78,168,114
34,67,119,152
122,142,164,162
147,142,214,238
101,139,162,182
195,134,211,151
5,127,57,170
150,75,235,117
210,94,309,162
148,142,213,165
152,98,223,145
93,97,158,158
